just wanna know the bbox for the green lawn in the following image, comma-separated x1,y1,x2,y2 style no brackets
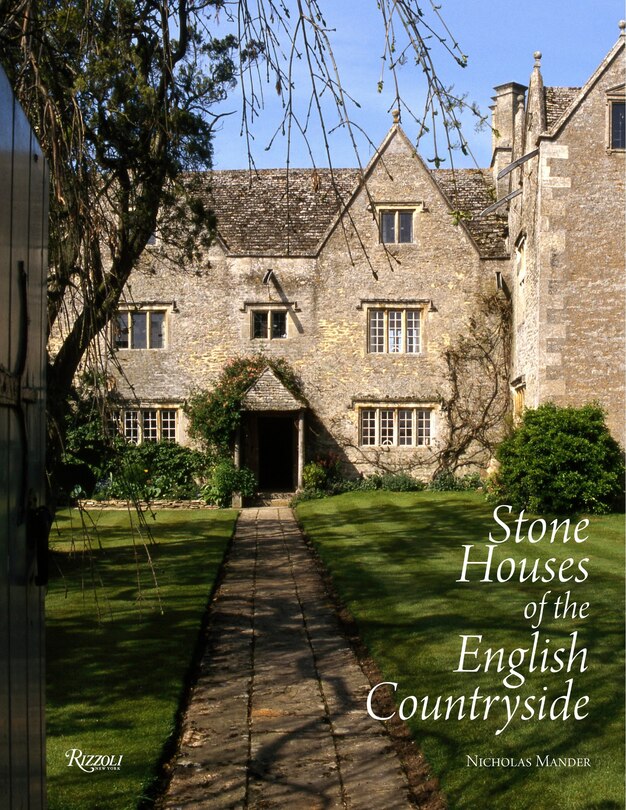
296,491,625,810
46,508,237,810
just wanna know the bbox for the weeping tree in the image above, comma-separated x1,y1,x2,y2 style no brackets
0,0,486,481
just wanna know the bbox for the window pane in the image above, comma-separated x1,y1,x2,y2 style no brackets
131,312,147,348
161,410,177,442
380,409,394,445
271,311,287,339
368,309,384,352
398,409,413,445
417,409,431,446
124,410,139,444
252,311,268,338
388,311,402,353
142,410,158,442
360,410,376,446
107,410,121,437
398,211,413,243
612,102,625,149
381,211,395,243
406,310,421,353
115,312,129,349
149,312,165,348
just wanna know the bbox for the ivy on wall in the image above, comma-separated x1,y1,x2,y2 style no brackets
185,354,305,456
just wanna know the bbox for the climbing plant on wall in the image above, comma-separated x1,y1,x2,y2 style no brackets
185,355,305,456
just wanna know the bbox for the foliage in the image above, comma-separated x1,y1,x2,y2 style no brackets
436,292,511,475
292,469,425,505
186,355,305,454
491,403,624,515
96,442,209,502
0,1,239,493
302,454,342,491
428,470,482,491
201,459,256,508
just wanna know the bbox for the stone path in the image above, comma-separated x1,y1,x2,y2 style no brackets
158,506,415,810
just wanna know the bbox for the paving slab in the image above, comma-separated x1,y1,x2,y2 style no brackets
158,507,414,809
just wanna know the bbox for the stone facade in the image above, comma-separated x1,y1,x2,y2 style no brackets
99,26,625,488
501,30,625,444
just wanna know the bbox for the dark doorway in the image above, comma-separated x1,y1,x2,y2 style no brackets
257,415,295,490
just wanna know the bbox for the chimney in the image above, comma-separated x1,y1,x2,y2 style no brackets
490,82,527,197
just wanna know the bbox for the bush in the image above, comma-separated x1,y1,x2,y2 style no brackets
302,461,331,491
95,442,208,501
429,471,482,492
491,403,624,514
201,460,256,507
291,470,425,504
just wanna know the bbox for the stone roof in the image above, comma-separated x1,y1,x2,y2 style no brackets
205,164,507,260
242,367,303,411
431,168,508,258
206,168,360,257
544,86,580,130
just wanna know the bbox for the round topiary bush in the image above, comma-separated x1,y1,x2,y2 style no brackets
491,403,624,514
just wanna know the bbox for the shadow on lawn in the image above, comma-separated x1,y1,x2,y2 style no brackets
299,493,626,810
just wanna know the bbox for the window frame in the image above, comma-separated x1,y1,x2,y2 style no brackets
377,207,418,244
250,307,289,340
367,306,423,354
606,91,626,152
358,405,435,448
114,305,169,350
110,407,178,444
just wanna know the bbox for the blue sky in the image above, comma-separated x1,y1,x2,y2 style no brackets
210,1,624,170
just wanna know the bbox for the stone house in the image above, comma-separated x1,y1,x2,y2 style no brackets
101,25,625,491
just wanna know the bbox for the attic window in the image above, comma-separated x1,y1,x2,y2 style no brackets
379,209,414,243
610,101,625,150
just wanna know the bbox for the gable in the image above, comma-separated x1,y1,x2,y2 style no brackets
318,125,507,259
544,37,625,138
242,368,303,411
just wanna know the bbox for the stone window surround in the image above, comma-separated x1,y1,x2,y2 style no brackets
374,203,426,244
354,401,437,448
113,302,174,350
110,406,178,444
358,299,430,356
606,89,625,152
241,302,300,340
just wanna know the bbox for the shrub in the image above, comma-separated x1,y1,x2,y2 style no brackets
201,460,256,507
302,461,330,491
302,455,342,491
95,442,208,501
492,403,624,514
291,470,425,504
377,473,425,492
429,471,482,492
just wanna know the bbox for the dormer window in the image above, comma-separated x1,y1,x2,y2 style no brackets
379,209,414,243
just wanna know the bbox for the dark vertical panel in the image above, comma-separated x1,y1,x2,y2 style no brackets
26,126,47,810
0,70,12,370
0,69,15,810
8,87,33,807
0,65,47,809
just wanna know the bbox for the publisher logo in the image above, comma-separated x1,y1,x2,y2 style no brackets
65,748,123,773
